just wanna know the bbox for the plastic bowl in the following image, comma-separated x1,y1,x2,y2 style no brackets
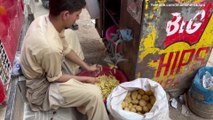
105,25,119,41
77,66,127,83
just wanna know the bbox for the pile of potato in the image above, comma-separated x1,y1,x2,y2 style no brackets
96,75,119,100
121,89,156,115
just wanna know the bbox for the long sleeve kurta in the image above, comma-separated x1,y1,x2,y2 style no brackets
21,15,75,111
20,15,109,120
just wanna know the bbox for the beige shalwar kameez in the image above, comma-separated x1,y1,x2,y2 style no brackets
20,15,109,120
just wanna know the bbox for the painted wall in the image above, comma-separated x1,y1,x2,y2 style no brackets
136,0,213,91
0,0,24,103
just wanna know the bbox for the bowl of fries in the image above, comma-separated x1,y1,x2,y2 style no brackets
77,66,128,102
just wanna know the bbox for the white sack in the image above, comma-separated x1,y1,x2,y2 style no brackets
107,78,170,120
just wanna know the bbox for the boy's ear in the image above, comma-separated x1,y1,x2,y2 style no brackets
61,10,70,20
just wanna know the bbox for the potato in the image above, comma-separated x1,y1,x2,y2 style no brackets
143,106,149,112
122,101,128,108
135,105,142,112
146,103,152,110
126,103,130,108
131,91,138,100
128,103,133,109
140,110,145,114
138,89,145,95
132,105,137,110
150,96,156,105
132,99,139,105
125,96,132,103
127,92,131,97
142,95,150,101
124,108,130,111
139,99,147,106
137,94,142,100
146,90,153,96
130,108,136,112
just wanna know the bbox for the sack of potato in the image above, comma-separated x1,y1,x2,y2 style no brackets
121,89,156,114
107,78,170,120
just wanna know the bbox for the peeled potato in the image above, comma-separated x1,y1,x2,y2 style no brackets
137,94,142,100
146,90,153,96
135,105,142,112
128,103,133,109
125,96,132,103
142,95,150,101
138,89,145,95
132,99,139,105
146,103,152,111
139,99,147,106
131,91,138,100
122,101,128,108
143,106,149,112
130,108,137,112
150,96,156,105
124,108,130,111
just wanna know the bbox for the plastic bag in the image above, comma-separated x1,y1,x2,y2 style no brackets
107,78,170,120
11,53,21,76
202,71,213,90
191,67,213,103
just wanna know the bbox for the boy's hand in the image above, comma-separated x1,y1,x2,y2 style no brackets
84,77,98,84
86,64,102,72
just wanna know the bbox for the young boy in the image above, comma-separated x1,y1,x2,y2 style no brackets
20,0,109,119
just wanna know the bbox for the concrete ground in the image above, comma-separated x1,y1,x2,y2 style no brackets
0,107,6,120
0,0,213,120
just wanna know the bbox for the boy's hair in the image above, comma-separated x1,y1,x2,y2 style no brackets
49,0,86,16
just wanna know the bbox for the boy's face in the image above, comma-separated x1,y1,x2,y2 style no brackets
63,9,82,28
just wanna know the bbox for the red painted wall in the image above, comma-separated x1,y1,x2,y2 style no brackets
0,0,24,103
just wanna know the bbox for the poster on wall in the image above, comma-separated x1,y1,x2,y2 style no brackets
127,0,143,24
136,0,213,92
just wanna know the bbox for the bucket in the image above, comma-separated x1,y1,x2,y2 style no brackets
105,25,122,53
105,25,119,42
187,91,213,119
190,67,213,103
187,67,213,119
